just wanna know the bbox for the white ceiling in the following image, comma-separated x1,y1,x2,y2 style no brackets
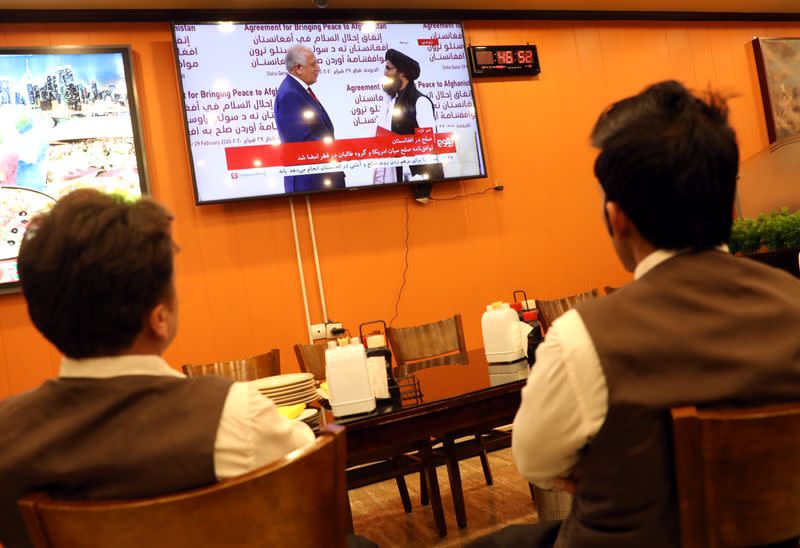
2,0,800,13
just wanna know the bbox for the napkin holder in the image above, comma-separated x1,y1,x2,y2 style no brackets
360,320,400,403
325,338,376,418
482,300,532,386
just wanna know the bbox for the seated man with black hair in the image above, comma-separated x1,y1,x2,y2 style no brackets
471,81,800,547
0,189,316,547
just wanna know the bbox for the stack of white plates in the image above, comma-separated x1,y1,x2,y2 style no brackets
250,373,318,406
295,408,321,434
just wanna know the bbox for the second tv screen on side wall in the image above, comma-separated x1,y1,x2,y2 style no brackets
0,46,148,293
173,22,486,203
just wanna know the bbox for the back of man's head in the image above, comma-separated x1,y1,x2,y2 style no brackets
18,189,174,359
591,80,739,250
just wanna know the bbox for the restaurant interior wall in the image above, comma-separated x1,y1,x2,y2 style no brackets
0,18,793,400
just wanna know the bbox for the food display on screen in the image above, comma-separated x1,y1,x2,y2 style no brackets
173,22,486,203
0,47,148,291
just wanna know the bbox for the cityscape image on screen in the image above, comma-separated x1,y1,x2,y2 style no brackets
0,47,148,291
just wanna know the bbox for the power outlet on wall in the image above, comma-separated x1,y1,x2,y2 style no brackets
310,323,326,341
325,322,343,339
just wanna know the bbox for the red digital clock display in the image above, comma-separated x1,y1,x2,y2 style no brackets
469,45,540,77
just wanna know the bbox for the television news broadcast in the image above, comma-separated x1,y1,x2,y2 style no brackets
173,21,486,203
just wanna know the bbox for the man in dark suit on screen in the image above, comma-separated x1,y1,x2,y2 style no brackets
274,44,346,194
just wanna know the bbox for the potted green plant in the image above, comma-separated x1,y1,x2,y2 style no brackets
729,208,800,277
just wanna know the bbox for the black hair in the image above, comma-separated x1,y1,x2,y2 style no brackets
591,80,739,250
18,189,175,358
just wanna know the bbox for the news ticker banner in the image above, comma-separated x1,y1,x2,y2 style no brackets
225,129,456,177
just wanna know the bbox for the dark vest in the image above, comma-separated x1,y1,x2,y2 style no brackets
391,83,445,182
556,250,800,548
0,374,233,548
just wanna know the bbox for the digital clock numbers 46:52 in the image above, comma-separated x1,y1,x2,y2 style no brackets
495,49,534,64
468,45,541,77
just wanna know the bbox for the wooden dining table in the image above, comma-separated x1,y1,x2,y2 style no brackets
329,350,527,537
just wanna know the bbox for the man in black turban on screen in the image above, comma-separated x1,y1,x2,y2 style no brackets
373,49,445,185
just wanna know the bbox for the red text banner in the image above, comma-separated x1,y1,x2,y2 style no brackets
224,131,456,171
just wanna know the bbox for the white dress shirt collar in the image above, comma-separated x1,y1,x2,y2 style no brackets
289,73,311,92
634,244,730,280
59,355,184,379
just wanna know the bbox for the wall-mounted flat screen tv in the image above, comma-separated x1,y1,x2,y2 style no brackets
173,22,486,204
0,46,149,294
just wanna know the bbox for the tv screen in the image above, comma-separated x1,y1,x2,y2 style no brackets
173,22,486,203
0,46,149,293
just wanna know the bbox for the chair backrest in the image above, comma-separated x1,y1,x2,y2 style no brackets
18,425,348,548
537,289,600,332
181,349,280,381
386,314,468,378
294,343,327,381
672,404,800,548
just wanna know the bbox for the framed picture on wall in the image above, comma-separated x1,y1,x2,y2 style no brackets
0,46,150,294
753,37,800,144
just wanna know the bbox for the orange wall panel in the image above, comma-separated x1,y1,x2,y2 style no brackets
0,19,795,398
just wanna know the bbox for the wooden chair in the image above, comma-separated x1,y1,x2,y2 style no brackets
387,314,496,529
672,403,800,548
182,349,280,381
18,425,349,548
537,289,600,332
293,343,327,381
294,341,428,515
387,314,469,378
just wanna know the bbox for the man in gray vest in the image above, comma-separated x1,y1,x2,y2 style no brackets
0,189,315,547
472,81,800,547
